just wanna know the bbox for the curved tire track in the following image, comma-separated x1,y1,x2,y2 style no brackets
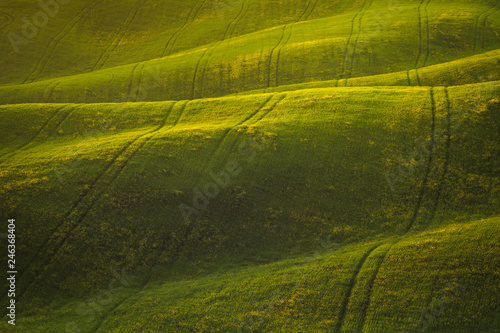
273,0,320,87
404,87,437,233
421,87,452,227
191,94,278,188
274,24,294,87
194,0,249,98
23,0,105,84
333,244,381,333
191,46,212,99
341,0,370,79
346,0,375,78
126,62,142,102
299,0,319,22
38,80,58,103
335,88,439,332
92,0,149,71
266,25,287,87
45,81,61,102
409,0,426,86
355,240,399,333
481,0,500,51
0,104,72,162
422,0,432,68
472,0,499,51
227,0,250,39
16,102,185,302
162,0,208,57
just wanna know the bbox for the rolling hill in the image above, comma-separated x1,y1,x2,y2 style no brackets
0,0,499,332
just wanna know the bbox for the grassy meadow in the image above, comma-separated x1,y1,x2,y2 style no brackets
0,0,499,332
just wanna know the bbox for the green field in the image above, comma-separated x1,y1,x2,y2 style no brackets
0,0,499,332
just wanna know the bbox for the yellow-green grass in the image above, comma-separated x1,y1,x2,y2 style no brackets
1,0,499,331
2,0,371,83
233,48,500,95
0,216,498,332
1,0,499,103
0,81,498,331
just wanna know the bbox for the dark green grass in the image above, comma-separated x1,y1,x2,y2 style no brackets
0,0,499,332
0,81,498,331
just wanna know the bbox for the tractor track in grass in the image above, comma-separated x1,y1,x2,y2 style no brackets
481,0,500,51
227,0,250,39
134,63,147,99
355,240,399,333
346,0,375,78
408,0,427,86
15,101,185,302
89,294,136,333
92,0,149,71
473,0,499,51
414,0,426,70
45,81,61,102
404,87,437,233
270,0,318,88
190,94,278,188
333,244,381,333
335,88,439,332
39,80,58,103
90,255,163,333
207,93,287,175
299,0,319,22
0,104,74,162
422,87,451,227
126,62,142,102
472,2,492,51
197,43,220,98
340,0,371,79
249,93,287,126
23,0,105,84
413,0,432,86
162,0,208,57
192,46,212,99
166,94,286,271
422,0,432,68
355,88,446,332
196,0,250,98
266,25,287,87
14,101,187,303
273,24,293,87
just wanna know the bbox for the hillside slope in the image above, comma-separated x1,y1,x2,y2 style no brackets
1,0,500,103
0,0,499,332
1,81,499,331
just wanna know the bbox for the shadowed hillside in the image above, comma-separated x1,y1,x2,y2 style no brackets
0,0,499,332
